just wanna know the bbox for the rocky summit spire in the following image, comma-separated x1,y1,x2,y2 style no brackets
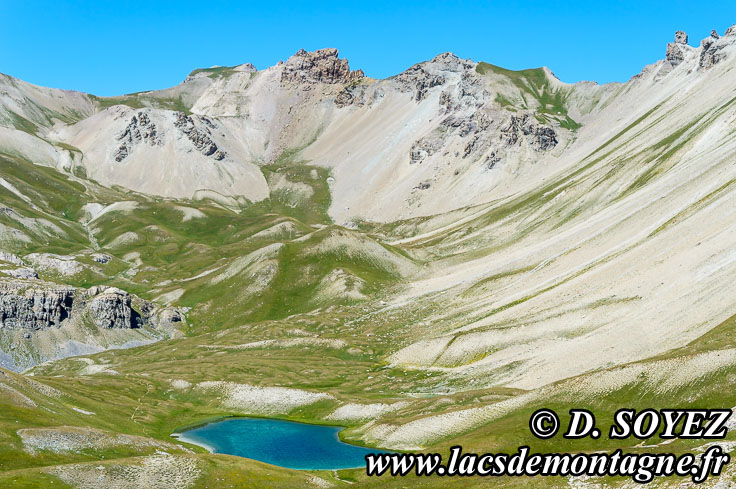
281,48,364,85
666,31,689,67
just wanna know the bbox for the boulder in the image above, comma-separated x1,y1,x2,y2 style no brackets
91,253,111,264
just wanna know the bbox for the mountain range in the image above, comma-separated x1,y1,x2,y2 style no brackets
1,26,736,488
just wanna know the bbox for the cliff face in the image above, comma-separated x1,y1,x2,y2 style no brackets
0,283,75,331
86,287,139,329
0,282,142,332
0,279,179,371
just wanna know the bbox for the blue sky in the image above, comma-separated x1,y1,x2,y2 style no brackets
2,1,736,95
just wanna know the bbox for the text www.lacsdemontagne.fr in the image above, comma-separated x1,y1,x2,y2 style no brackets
365,446,729,484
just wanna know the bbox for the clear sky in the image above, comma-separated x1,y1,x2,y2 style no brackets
2,1,736,96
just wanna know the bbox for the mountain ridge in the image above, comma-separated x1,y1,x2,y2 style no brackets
2,28,733,224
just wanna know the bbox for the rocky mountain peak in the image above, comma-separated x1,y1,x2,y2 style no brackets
281,48,364,84
674,30,688,44
392,53,475,103
235,63,257,73
428,52,474,71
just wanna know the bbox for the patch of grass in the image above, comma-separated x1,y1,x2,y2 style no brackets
649,178,736,238
53,142,82,153
477,62,581,130
89,94,193,114
188,65,238,80
90,94,146,110
494,93,514,108
6,111,38,134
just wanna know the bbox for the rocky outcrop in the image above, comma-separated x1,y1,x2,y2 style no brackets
281,48,364,85
91,253,111,264
398,53,486,106
663,28,733,72
158,308,183,328
430,52,475,72
665,44,685,67
699,31,728,70
395,54,476,103
237,63,257,73
87,287,137,329
409,135,446,164
114,112,161,162
335,84,384,108
335,54,477,107
666,31,689,67
395,64,446,102
0,282,155,331
173,112,226,160
410,109,556,166
0,282,74,330
500,114,558,151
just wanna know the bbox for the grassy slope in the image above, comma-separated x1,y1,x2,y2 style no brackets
476,62,581,130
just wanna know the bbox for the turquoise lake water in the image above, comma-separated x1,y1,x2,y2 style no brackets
176,417,390,470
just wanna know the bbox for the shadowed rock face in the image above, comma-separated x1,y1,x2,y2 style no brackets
0,283,74,330
666,31,689,67
0,282,146,331
87,288,137,329
0,278,184,370
699,29,730,70
281,48,364,84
